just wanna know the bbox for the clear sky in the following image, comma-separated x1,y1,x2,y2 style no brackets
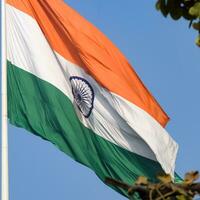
3,0,200,200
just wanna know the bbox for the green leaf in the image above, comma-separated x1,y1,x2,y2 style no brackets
170,8,182,20
156,0,169,17
167,0,182,20
156,0,162,10
176,195,190,200
195,35,200,47
182,8,196,20
189,2,200,18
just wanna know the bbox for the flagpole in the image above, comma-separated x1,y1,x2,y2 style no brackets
1,0,9,199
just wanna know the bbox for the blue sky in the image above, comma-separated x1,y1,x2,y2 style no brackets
3,0,200,199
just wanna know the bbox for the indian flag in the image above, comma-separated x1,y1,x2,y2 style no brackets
6,0,179,196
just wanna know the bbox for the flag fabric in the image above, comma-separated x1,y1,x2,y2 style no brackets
6,0,179,197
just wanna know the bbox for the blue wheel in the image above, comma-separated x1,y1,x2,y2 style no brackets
70,76,95,118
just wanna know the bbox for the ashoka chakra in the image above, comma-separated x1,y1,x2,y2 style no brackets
70,76,94,118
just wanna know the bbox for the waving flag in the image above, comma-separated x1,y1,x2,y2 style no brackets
6,0,178,196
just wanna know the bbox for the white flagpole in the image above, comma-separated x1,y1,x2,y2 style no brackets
1,0,9,199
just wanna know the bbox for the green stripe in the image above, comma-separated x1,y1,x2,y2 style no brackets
7,61,181,197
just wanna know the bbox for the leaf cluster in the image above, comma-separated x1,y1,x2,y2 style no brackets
155,0,200,47
105,171,200,200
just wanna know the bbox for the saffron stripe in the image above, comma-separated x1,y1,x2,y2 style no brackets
6,0,169,127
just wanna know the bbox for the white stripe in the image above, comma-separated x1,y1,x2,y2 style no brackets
6,4,178,175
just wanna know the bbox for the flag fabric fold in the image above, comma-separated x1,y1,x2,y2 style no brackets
6,0,179,197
